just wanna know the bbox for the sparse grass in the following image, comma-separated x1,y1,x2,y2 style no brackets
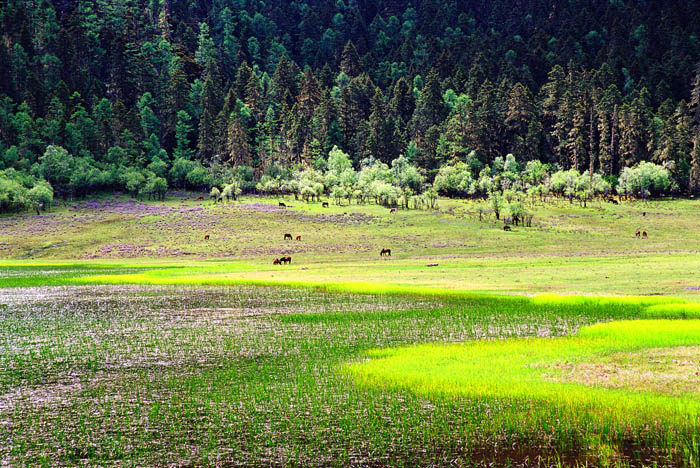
1,270,699,467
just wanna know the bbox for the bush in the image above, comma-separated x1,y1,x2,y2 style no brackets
433,162,475,198
122,169,146,197
209,186,221,201
0,173,28,213
27,182,54,213
617,162,673,198
142,175,167,200
185,165,211,189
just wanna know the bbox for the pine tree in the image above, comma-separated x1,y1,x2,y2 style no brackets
226,112,251,167
339,41,361,77
367,87,395,163
690,132,700,195
244,72,263,121
505,82,536,161
389,77,415,123
297,69,322,119
691,62,700,126
339,74,374,158
197,77,222,161
410,68,448,158
195,22,216,67
271,55,299,108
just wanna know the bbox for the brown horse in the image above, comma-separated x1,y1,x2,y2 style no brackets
503,225,512,231
197,195,205,201
284,233,293,240
280,256,292,264
296,235,302,241
380,248,391,256
635,230,640,238
273,258,280,265
389,208,397,213
642,231,648,239
322,202,329,208
204,234,210,240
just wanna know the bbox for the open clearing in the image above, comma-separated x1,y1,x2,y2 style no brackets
1,194,700,297
2,196,700,466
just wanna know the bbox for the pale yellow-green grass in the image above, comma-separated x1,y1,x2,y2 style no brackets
644,302,700,319
2,195,700,297
57,252,699,298
345,320,700,429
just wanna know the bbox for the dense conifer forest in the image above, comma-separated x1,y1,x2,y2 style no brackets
2,0,700,211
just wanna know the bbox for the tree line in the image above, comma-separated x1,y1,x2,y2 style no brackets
1,0,700,213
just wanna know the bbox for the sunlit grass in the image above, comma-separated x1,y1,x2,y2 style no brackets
643,302,700,319
346,320,700,458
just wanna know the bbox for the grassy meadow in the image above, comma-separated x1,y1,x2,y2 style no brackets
1,193,699,296
2,194,700,466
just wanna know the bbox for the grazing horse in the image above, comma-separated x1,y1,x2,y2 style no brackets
642,212,647,217
322,202,329,208
197,195,205,201
608,198,619,205
273,258,280,265
642,231,648,239
279,202,286,207
280,256,292,264
389,208,397,213
296,235,302,241
503,225,512,231
284,233,293,240
635,230,640,238
204,234,210,240
380,248,391,256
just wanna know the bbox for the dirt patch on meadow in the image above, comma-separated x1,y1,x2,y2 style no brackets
544,346,700,395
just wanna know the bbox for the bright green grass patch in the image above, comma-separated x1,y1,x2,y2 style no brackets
644,302,700,319
346,320,700,429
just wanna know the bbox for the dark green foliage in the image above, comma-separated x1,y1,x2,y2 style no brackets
0,0,699,198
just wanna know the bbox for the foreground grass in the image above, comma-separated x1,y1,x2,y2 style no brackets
3,267,700,466
347,320,700,465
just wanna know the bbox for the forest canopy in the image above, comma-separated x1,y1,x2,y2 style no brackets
1,0,700,208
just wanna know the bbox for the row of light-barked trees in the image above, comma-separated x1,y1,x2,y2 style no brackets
252,146,435,209
230,147,674,214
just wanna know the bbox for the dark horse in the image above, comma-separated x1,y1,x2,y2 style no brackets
284,233,293,240
642,231,648,239
503,225,511,231
204,234,210,240
322,202,329,208
279,202,286,207
280,256,292,264
380,248,391,256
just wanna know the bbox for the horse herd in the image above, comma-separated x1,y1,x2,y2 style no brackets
272,233,391,265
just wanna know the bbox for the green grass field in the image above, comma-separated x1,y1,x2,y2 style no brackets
2,195,700,466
